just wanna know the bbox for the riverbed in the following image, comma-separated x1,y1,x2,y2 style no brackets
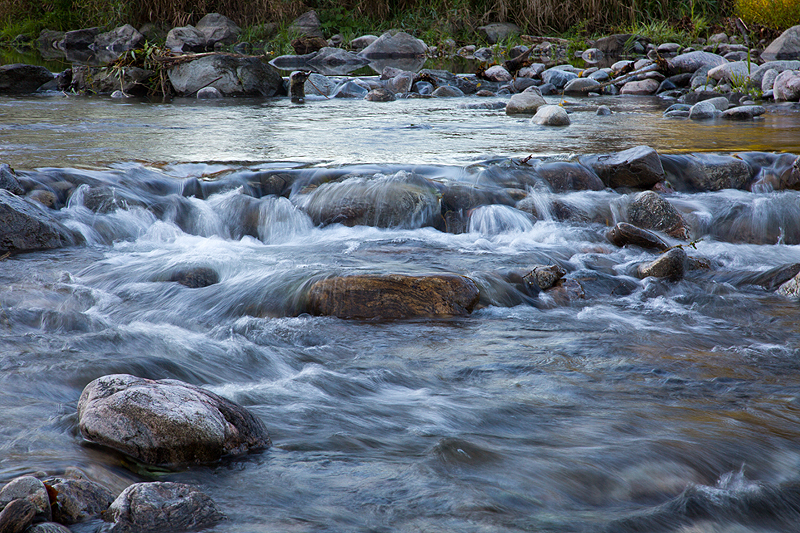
3,91,800,533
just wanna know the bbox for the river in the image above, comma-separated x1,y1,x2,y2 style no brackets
3,90,800,533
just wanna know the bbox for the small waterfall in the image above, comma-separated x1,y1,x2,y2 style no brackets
468,205,536,235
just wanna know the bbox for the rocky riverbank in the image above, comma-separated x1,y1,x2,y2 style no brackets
1,11,799,115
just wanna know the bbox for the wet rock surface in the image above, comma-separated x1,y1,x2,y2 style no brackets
77,374,271,466
306,274,480,319
0,190,82,253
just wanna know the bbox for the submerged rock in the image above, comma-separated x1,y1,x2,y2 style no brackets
166,267,220,288
0,476,51,522
533,161,604,192
306,273,480,319
627,190,689,239
531,104,570,126
580,145,665,189
108,482,224,533
0,190,81,253
607,222,669,251
47,477,116,525
77,374,271,467
637,247,686,281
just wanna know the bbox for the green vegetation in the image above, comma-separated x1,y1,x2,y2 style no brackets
735,0,800,32
0,0,767,49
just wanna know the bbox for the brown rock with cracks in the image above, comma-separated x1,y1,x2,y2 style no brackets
306,274,480,319
627,191,689,239
637,248,687,281
0,498,36,533
607,222,669,251
580,146,665,189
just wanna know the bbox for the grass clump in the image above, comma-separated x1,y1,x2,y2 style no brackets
735,0,800,32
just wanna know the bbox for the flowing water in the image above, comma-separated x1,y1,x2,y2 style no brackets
3,91,800,533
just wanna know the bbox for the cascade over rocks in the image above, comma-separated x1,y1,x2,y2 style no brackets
77,374,271,466
306,274,480,319
107,482,224,533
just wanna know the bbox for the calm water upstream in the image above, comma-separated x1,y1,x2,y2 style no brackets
3,91,800,533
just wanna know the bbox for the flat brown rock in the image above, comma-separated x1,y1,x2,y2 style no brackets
306,274,480,319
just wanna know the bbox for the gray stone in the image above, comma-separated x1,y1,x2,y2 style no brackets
628,190,689,239
778,271,800,297
580,145,665,189
596,105,612,116
48,477,116,525
505,88,546,114
721,105,766,120
59,27,100,50
0,476,51,522
689,100,721,120
168,55,283,97
108,482,224,533
709,33,729,44
386,71,414,93
196,13,240,47
77,374,271,466
289,10,323,39
0,498,36,533
418,69,477,94
307,47,370,75
26,523,72,533
774,70,800,101
334,80,369,98
761,68,779,92
657,43,682,55
0,164,23,195
359,31,427,58
473,47,493,62
432,85,464,97
668,51,728,74
483,65,512,82
707,61,755,83
304,73,337,97
607,222,669,251
0,190,81,253
761,25,800,61
637,248,687,281
478,22,521,44
620,78,660,95
660,153,753,191
0,64,54,94
197,86,222,99
518,63,545,78
94,24,144,55
541,68,578,89
750,61,800,86
563,77,602,94
595,34,644,57
349,34,378,51
365,87,396,102
165,26,206,53
531,104,570,126
70,65,152,95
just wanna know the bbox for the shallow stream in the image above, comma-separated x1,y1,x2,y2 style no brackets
3,92,800,532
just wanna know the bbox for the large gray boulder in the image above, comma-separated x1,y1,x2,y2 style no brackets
288,10,324,39
774,70,800,101
0,64,54,94
0,190,81,253
620,78,660,95
531,104,570,126
660,153,753,191
541,67,578,89
579,145,665,189
750,61,800,86
108,482,224,533
359,31,427,59
563,77,602,94
627,190,689,239
506,87,546,115
761,25,800,61
477,22,521,45
168,54,283,96
195,13,241,47
667,51,727,74
77,374,271,466
93,24,144,54
165,26,206,53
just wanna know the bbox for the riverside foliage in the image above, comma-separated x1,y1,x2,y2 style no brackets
0,0,740,42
